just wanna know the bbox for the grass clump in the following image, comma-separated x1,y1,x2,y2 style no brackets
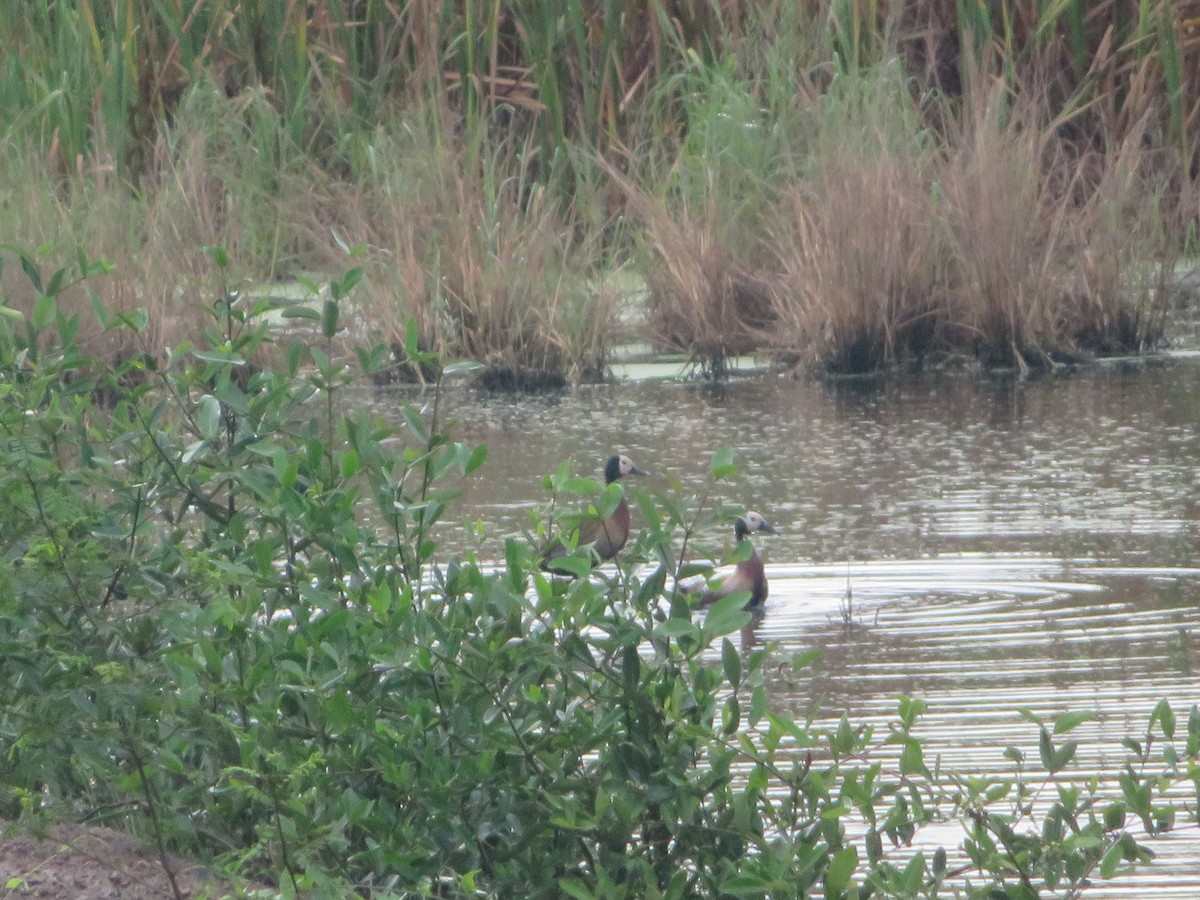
340,118,617,387
624,33,1184,377
938,76,1176,372
767,62,948,373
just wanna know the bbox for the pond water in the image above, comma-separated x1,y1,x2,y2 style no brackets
370,353,1200,894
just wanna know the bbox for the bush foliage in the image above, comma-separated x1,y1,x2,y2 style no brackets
1,249,1199,897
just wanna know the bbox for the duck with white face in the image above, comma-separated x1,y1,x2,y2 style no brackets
541,453,650,571
694,511,779,610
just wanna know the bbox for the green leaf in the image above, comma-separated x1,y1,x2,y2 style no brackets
19,252,42,292
285,341,303,375
1066,832,1104,851
404,317,419,359
1017,707,1043,727
1053,710,1095,735
636,565,667,604
1051,741,1077,773
321,297,339,338
901,852,926,891
1038,727,1054,770
89,291,110,328
1100,841,1125,878
749,685,767,727
703,592,752,638
311,345,331,373
196,395,220,440
721,637,742,688
1152,698,1175,739
281,305,321,320
561,477,600,495
465,444,488,473
932,846,947,876
596,483,623,519
31,293,55,330
824,845,858,896
710,446,736,481
677,562,713,580
117,308,148,333
899,738,928,777
791,648,822,671
898,695,928,728
202,245,229,267
654,618,699,641
357,341,390,374
543,554,592,579
557,879,595,900
332,266,365,300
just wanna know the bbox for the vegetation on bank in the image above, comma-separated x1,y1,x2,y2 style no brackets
1,2,1198,383
2,252,1200,897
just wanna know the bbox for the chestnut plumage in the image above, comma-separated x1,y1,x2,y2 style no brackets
695,511,779,610
541,453,649,571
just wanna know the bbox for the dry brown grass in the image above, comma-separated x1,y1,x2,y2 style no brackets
600,155,775,377
0,158,177,366
0,90,333,368
332,125,617,386
639,194,771,366
2,96,617,387
759,71,1178,375
768,144,947,373
3,9,1190,386
940,77,1175,370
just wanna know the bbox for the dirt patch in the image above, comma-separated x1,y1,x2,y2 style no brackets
0,822,266,899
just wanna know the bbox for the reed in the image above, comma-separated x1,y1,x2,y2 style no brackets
327,110,617,386
770,151,946,373
2,2,1195,177
1,1,1197,380
618,9,828,372
766,63,947,373
939,74,1176,370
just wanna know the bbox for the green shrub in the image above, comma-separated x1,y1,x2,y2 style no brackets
0,245,1197,897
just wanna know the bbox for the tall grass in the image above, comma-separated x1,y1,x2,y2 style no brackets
1,88,617,383
627,50,1179,375
323,112,617,386
938,77,1175,370
1,1,1196,380
767,62,947,373
5,1,1191,192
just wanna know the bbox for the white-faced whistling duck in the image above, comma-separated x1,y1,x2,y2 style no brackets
695,511,779,610
541,453,650,571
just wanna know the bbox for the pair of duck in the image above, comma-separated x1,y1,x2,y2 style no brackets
541,453,779,610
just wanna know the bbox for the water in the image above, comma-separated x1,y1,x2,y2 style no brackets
367,354,1200,894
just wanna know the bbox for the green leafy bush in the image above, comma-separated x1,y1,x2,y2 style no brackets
0,245,1197,897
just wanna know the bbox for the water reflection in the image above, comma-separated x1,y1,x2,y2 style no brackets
364,355,1200,893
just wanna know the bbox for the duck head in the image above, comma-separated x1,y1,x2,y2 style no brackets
604,453,651,483
735,511,779,540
